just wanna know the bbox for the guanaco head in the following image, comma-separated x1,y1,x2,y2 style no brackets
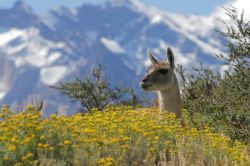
140,47,176,91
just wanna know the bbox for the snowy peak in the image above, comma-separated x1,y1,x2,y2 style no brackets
107,0,137,8
0,26,74,108
0,0,42,29
0,27,68,68
12,0,33,13
10,0,38,20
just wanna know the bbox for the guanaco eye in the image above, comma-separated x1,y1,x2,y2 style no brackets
159,69,168,75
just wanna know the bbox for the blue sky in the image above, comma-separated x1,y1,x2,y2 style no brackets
0,0,229,16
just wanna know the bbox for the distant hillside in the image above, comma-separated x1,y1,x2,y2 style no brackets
0,0,236,114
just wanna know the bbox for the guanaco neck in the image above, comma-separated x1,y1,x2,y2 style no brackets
157,75,182,118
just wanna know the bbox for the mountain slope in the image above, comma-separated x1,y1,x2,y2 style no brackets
0,0,238,114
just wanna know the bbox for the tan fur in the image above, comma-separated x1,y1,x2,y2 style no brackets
140,48,182,118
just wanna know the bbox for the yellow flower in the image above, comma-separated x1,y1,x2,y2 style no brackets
33,160,39,165
39,135,46,140
8,144,16,152
106,157,114,162
109,138,120,144
26,153,34,158
150,147,155,152
50,114,57,118
0,105,249,165
105,162,113,166
35,126,43,131
98,158,105,165
1,105,8,112
11,136,19,143
22,137,31,145
143,132,154,137
29,134,36,139
83,128,96,134
153,136,159,141
42,143,50,148
37,143,43,148
22,153,34,161
121,137,131,142
64,140,72,145
0,136,6,142
26,104,35,110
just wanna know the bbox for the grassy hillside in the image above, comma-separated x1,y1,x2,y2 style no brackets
0,105,249,166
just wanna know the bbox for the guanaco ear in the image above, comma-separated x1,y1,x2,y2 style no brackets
167,47,175,68
147,48,158,65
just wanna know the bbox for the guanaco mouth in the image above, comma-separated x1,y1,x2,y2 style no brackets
140,82,152,89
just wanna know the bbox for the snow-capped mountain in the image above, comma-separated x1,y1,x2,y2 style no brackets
0,0,243,114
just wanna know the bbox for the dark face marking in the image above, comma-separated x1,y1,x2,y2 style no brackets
158,69,169,75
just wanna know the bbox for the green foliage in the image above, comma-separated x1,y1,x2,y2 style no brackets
219,7,250,68
177,7,250,143
51,66,141,113
177,64,221,126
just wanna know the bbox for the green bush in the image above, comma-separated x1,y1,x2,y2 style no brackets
177,7,250,143
51,66,142,113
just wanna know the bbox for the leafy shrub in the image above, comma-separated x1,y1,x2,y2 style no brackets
177,7,250,143
0,105,249,165
51,66,142,113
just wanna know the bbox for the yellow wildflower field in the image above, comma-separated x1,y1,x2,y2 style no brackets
0,105,249,166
